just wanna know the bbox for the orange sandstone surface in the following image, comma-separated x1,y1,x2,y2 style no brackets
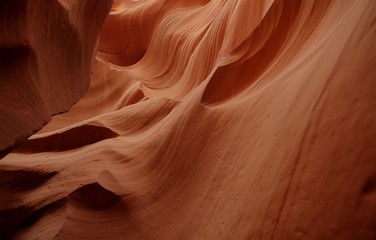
0,0,375,239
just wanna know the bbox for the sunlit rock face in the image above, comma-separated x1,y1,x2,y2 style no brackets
0,0,375,239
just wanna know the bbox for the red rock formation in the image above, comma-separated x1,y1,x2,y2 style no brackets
0,0,112,153
1,0,375,239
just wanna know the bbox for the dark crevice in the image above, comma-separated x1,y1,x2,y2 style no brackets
0,198,66,239
0,169,57,192
68,182,121,210
14,125,118,153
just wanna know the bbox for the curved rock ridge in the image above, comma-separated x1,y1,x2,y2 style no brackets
1,0,376,239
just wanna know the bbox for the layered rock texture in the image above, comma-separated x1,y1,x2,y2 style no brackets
1,0,375,239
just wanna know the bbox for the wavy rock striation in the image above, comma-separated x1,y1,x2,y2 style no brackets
1,0,376,239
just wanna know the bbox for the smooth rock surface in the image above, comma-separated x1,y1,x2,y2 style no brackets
0,0,112,153
0,0,375,239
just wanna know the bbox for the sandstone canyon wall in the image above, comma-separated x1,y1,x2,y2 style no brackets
0,0,113,154
0,0,375,239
